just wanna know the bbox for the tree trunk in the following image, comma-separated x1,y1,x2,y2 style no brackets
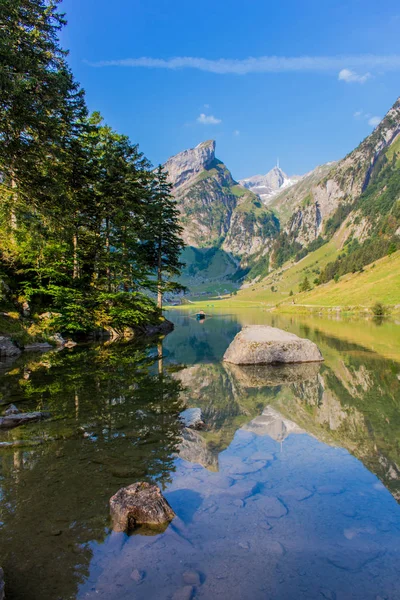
122,226,129,292
157,340,163,377
157,237,163,310
73,232,79,279
105,217,111,292
10,176,18,230
75,390,79,420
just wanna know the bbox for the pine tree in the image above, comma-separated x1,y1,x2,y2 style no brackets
0,2,186,334
144,166,185,309
0,0,86,222
299,275,311,293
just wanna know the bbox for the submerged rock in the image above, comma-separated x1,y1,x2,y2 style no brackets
223,325,323,365
172,586,194,600
109,482,175,532
182,570,201,586
130,568,145,583
179,408,205,430
0,336,21,357
0,411,50,430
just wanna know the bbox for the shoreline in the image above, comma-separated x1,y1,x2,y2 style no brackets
166,302,400,317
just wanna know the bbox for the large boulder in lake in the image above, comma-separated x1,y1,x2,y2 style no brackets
223,325,323,365
110,482,175,532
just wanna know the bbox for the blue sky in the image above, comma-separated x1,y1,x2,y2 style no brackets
60,0,400,179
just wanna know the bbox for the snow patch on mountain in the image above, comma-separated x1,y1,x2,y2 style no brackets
240,166,302,204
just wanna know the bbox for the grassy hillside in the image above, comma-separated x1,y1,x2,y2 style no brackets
177,105,400,310
182,235,341,306
174,235,399,314
280,249,400,310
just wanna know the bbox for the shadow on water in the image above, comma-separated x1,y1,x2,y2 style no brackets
0,310,400,599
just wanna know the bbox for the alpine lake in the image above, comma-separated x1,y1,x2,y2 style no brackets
1,309,400,600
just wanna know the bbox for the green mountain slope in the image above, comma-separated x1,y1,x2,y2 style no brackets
166,98,400,305
164,141,279,286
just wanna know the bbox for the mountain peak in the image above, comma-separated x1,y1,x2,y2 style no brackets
164,140,216,188
196,139,216,151
240,165,300,203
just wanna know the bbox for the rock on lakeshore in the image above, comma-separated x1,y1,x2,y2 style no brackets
0,410,50,429
223,325,323,365
109,482,175,532
139,319,174,337
0,336,21,357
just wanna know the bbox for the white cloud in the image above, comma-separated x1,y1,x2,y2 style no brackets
203,103,210,109
233,130,240,136
368,116,382,127
353,110,382,128
197,113,221,125
338,68,371,84
86,54,400,75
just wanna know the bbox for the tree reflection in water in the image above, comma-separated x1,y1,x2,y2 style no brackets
0,338,185,600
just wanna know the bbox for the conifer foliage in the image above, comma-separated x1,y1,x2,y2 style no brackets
0,1,184,334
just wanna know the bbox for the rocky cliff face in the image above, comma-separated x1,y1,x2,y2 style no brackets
164,141,279,274
164,140,216,190
275,97,400,246
240,166,300,204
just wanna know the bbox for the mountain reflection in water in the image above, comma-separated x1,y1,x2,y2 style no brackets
0,310,399,599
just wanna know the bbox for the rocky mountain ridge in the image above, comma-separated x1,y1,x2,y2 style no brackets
164,140,216,190
163,140,279,278
278,97,400,246
164,96,400,286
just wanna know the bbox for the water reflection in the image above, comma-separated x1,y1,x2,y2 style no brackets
169,312,400,500
0,340,185,600
0,311,400,599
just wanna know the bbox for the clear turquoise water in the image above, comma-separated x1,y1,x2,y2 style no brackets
1,310,400,599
